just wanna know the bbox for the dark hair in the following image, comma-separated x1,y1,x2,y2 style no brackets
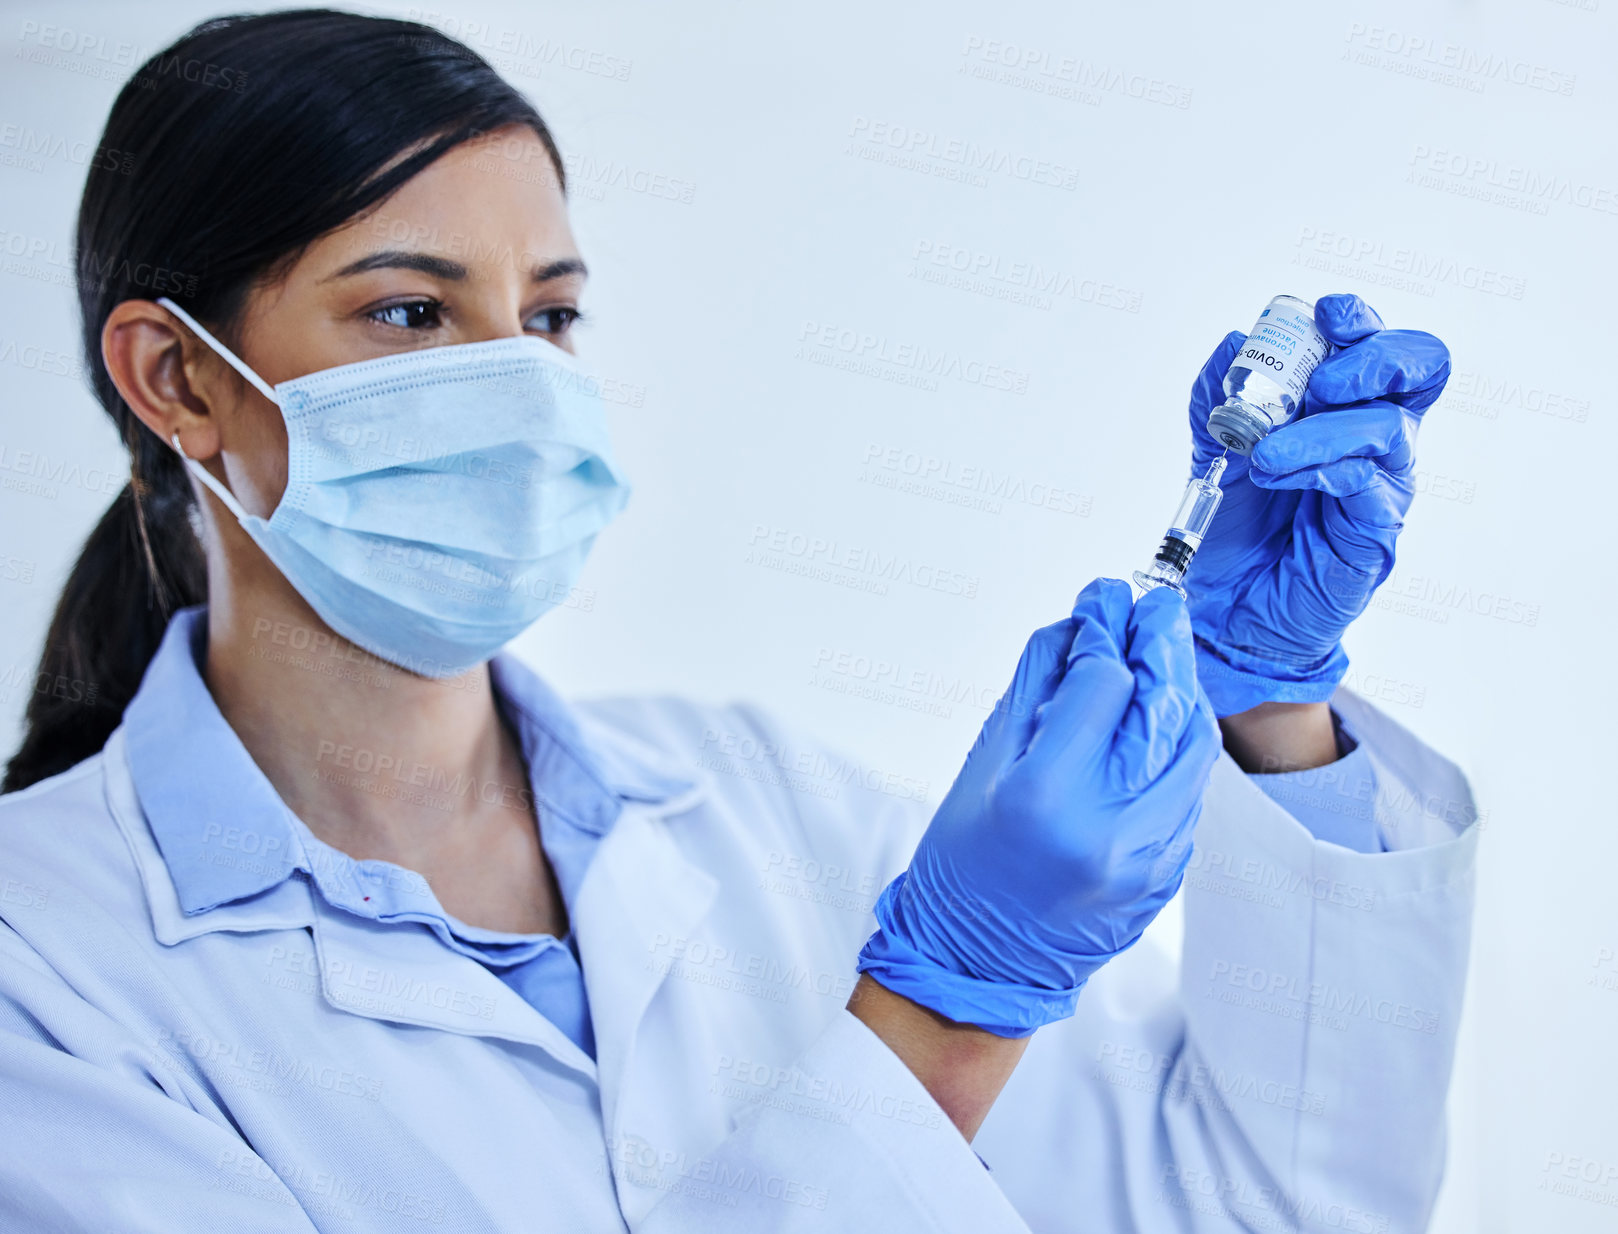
3,9,563,792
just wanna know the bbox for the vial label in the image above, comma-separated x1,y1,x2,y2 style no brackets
1227,297,1328,409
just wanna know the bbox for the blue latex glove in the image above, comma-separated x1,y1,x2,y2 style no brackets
857,579,1220,1037
1184,293,1451,716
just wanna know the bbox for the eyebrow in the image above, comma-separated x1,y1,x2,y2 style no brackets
325,250,589,283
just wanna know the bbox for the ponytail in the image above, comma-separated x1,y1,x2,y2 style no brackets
2,432,205,791
2,9,560,792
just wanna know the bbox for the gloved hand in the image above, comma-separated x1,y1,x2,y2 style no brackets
856,579,1220,1037
1184,293,1451,716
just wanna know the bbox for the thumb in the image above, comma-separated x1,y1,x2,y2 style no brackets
1189,331,1249,473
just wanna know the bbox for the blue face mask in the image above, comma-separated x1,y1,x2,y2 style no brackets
155,296,630,678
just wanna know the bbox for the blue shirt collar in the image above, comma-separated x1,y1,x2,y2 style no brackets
122,605,697,918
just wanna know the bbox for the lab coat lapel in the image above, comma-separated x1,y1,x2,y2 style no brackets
308,901,597,1080
572,800,718,1157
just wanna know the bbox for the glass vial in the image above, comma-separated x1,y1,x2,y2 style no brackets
1206,294,1328,455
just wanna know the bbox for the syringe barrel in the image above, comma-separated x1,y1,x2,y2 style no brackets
1166,475,1224,549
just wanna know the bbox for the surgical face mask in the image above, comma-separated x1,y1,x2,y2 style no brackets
155,296,630,678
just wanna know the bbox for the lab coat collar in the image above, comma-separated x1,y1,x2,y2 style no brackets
121,606,303,915
106,722,599,1076
307,898,598,1078
105,724,318,945
120,605,703,921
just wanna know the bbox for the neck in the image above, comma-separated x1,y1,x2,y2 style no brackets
202,574,530,878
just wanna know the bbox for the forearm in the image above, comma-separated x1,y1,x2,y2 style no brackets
847,974,1029,1141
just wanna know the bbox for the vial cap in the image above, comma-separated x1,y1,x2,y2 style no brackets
1206,402,1265,455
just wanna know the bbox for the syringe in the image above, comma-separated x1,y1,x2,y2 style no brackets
1132,453,1228,598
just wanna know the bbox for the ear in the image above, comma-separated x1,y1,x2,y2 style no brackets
101,299,232,462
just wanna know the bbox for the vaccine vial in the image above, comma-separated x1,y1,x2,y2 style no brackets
1206,294,1329,455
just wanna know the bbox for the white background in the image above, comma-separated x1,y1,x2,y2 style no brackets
1,1,1613,1230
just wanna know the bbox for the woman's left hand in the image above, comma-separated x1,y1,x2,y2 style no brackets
1183,293,1452,717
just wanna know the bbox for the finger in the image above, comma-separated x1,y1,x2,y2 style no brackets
1251,457,1388,499
1019,579,1137,767
1308,329,1451,414
1188,331,1249,470
975,616,1076,764
1318,496,1403,585
1255,458,1409,577
1252,402,1414,481
1254,457,1414,537
1314,293,1384,346
1134,688,1221,855
1114,587,1198,792
1065,577,1134,670
1110,688,1220,881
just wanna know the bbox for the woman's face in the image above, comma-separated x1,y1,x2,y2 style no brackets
189,123,585,521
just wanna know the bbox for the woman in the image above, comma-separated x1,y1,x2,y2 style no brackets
0,11,1478,1232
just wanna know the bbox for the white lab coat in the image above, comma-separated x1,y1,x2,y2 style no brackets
0,688,1477,1232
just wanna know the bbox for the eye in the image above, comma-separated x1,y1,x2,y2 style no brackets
526,306,584,336
368,299,443,330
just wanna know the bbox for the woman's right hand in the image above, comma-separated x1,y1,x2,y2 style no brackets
856,578,1220,1038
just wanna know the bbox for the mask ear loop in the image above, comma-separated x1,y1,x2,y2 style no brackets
170,432,251,524
155,297,268,525
155,295,279,404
